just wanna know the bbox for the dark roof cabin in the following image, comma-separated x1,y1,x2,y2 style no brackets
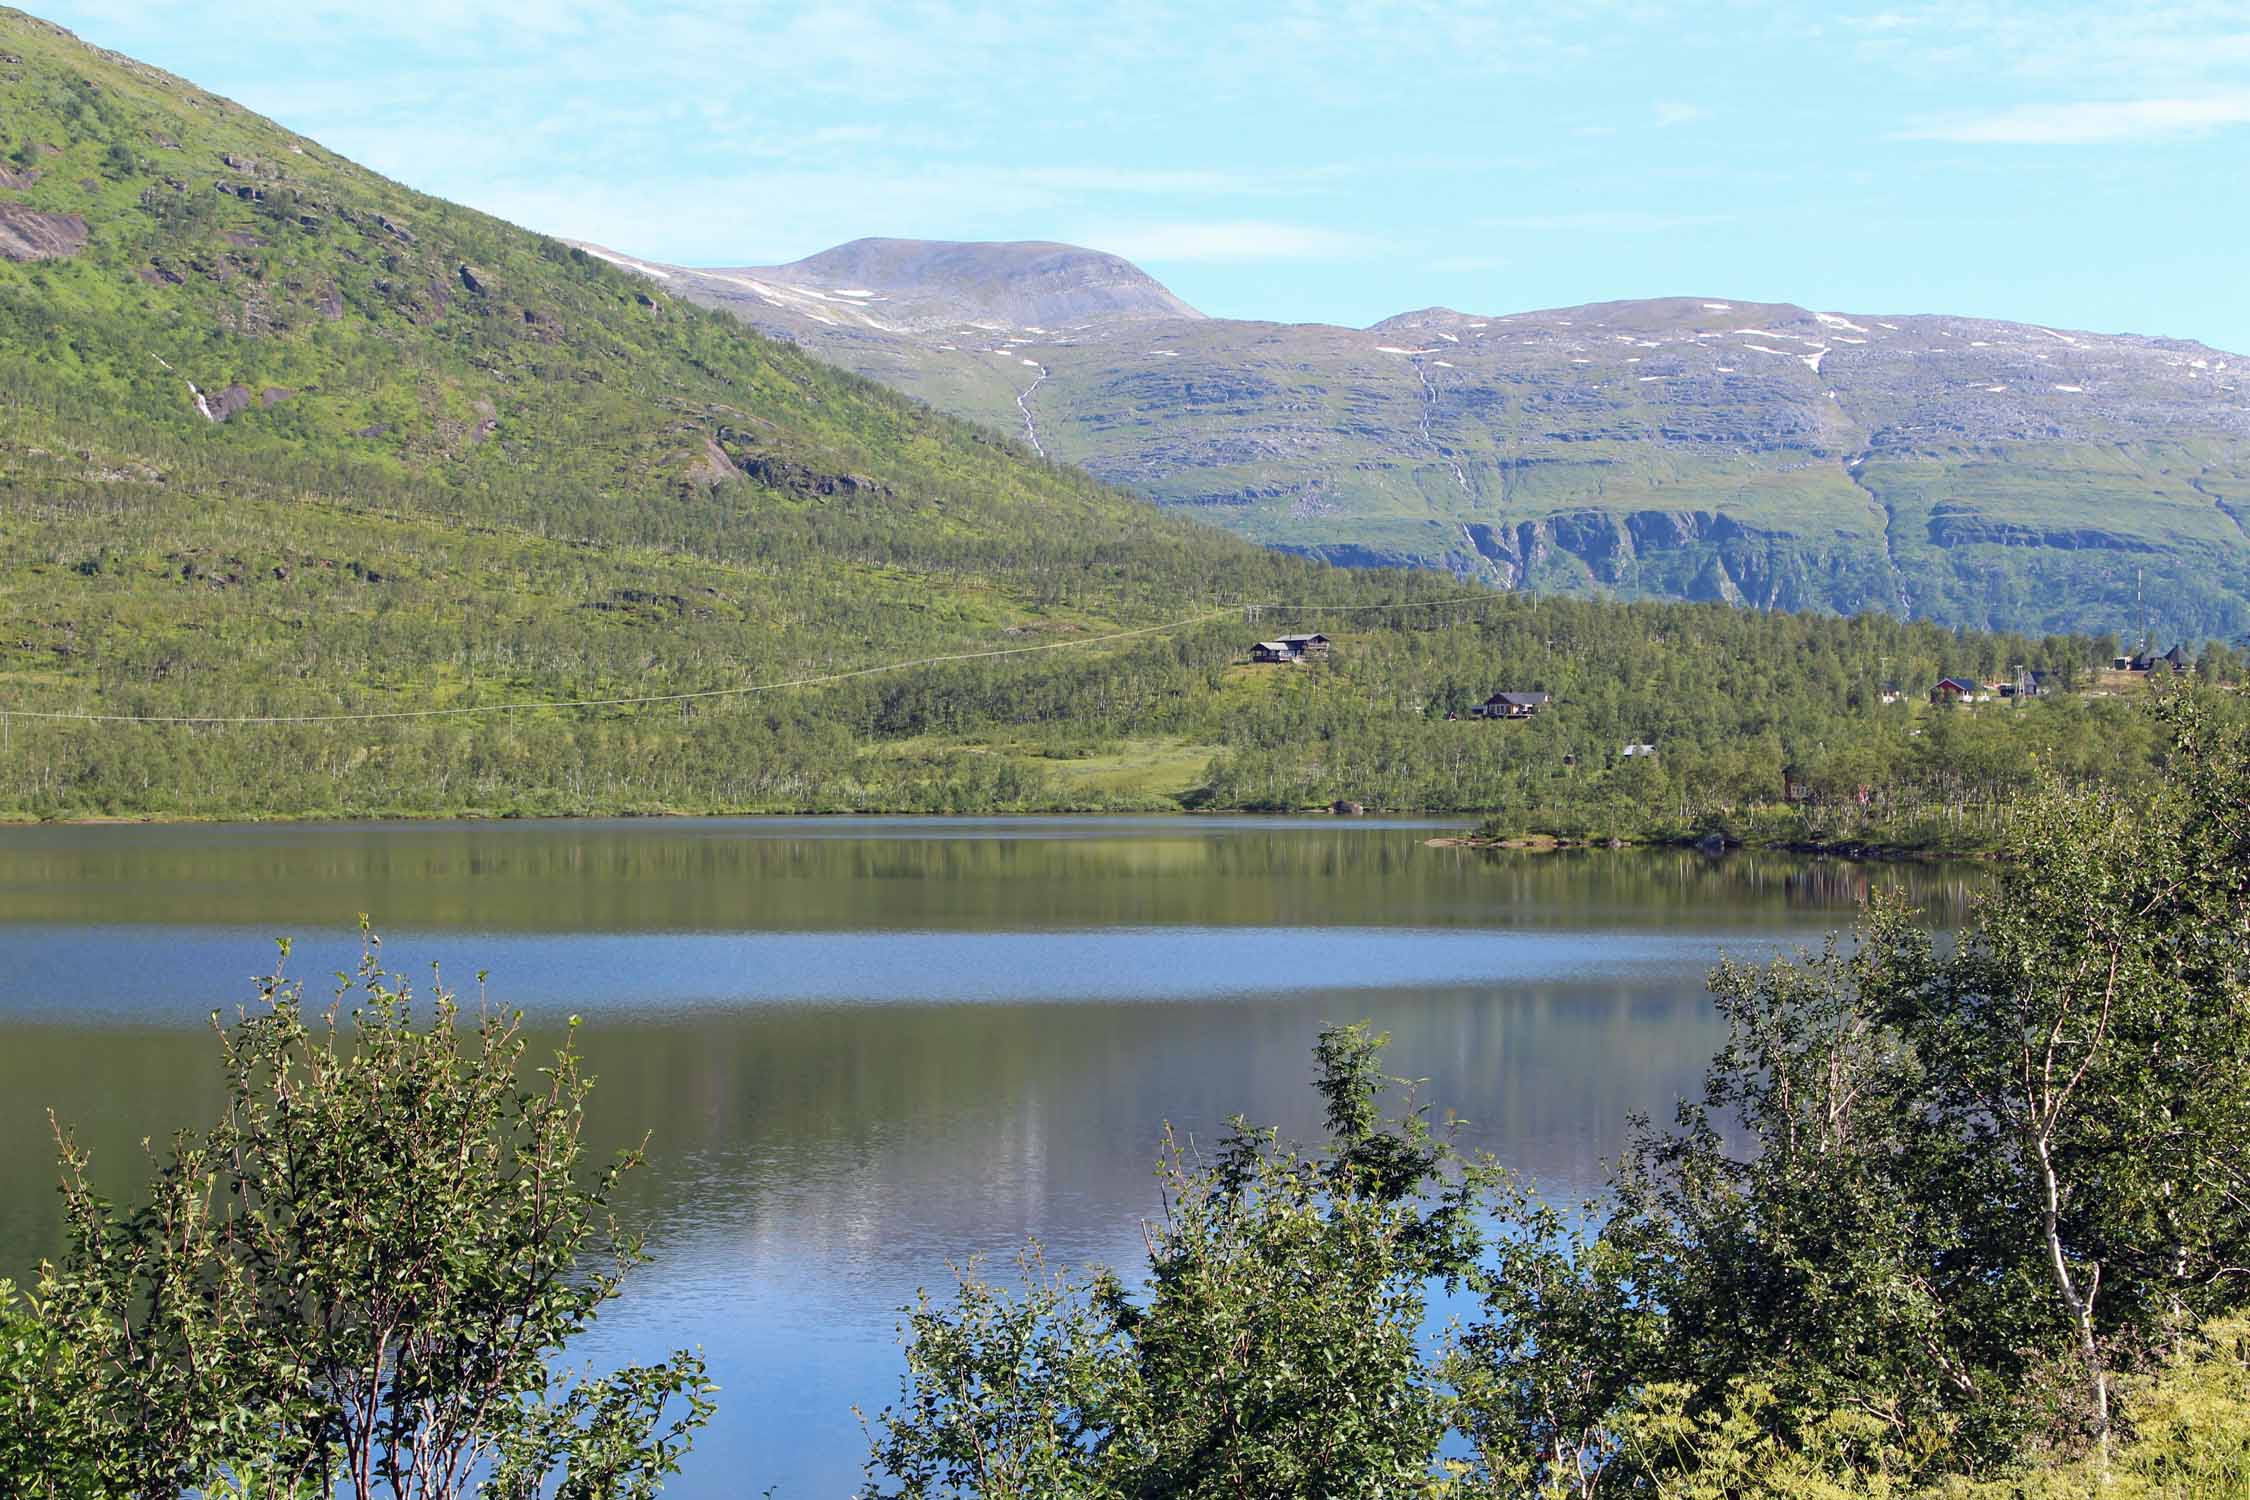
1931,677,1976,704
2126,647,2188,673
1471,691,1550,720
1250,633,1332,664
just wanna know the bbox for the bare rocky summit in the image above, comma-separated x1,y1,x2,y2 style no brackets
570,237,1202,339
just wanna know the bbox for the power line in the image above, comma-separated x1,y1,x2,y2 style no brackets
0,592,1501,728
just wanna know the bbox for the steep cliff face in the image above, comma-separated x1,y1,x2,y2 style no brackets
589,249,2250,638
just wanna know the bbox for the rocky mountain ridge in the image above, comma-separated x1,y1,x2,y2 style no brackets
592,241,2250,638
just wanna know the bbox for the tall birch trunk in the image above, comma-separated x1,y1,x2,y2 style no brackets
2033,1132,2109,1463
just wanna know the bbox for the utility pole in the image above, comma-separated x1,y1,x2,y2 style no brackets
2137,568,2149,657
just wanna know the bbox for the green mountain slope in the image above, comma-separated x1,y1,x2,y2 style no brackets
0,6,1400,815
0,9,2221,829
608,241,2250,642
0,12,1283,596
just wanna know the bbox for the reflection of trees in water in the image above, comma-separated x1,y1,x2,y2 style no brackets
0,824,1988,932
0,1029,230,1282
1711,853,1980,918
1460,847,1980,924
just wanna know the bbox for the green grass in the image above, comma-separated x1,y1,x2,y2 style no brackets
1021,737,1221,800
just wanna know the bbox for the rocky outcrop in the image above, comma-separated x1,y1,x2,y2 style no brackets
1278,542,1422,571
735,454,892,500
1924,508,2160,552
1454,509,1792,584
686,436,738,486
587,588,702,617
0,202,87,261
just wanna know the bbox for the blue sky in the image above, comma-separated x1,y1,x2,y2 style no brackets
40,2,2250,348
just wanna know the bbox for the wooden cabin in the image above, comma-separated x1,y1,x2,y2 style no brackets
1471,691,1550,720
1930,677,1977,705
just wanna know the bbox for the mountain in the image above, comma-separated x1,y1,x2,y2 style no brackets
600,241,2250,640
0,7,1422,817
693,238,1204,332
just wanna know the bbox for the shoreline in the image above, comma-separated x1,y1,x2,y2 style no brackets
0,807,1990,861
0,806,1471,829
1425,832,2002,862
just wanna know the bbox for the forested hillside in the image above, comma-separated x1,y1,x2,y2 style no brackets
0,5,1381,814
0,9,2240,828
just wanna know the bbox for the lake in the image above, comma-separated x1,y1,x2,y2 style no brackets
0,817,1984,1495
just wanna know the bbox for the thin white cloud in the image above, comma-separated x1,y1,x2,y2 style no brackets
468,162,1382,266
1653,100,1711,126
1906,94,2250,143
1012,165,1352,195
1481,211,1729,232
1074,221,1393,264
1843,4,2250,85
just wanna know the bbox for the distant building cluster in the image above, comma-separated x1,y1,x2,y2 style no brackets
2113,645,2191,674
1930,669,2056,705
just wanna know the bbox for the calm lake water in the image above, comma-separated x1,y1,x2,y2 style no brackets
0,817,1985,1496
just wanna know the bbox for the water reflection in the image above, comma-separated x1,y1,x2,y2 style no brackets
0,818,1985,1497
0,816,1981,934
